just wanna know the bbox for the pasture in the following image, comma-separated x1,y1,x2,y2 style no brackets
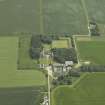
76,37,105,65
52,73,105,105
0,37,46,87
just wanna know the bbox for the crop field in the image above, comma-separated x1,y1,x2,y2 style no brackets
85,0,105,24
43,0,88,35
1,0,105,35
0,0,41,34
52,39,69,48
76,37,105,65
0,87,43,105
0,37,46,87
52,73,105,105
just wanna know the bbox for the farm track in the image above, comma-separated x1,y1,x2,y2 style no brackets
73,36,80,64
81,0,89,24
81,0,91,37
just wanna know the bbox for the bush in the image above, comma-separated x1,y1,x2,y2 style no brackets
69,70,80,77
40,35,52,44
52,75,72,86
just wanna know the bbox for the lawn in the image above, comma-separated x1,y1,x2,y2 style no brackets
0,37,46,87
52,73,105,105
43,0,88,35
18,36,38,69
76,38,105,65
0,0,41,34
52,40,68,48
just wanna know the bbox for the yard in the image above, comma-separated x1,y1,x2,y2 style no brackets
52,73,105,105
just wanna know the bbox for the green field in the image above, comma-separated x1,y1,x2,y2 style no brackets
43,0,88,35
0,87,43,105
18,36,38,69
52,40,68,48
52,73,105,105
76,38,105,65
85,0,105,24
1,0,105,35
0,37,45,87
0,0,41,34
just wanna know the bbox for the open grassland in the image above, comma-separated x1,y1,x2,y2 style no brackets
0,37,46,87
0,0,41,34
43,0,88,35
0,87,43,105
52,73,105,105
52,39,69,48
76,37,105,65
18,36,38,69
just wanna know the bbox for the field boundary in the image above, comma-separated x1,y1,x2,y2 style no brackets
72,73,89,88
40,0,44,34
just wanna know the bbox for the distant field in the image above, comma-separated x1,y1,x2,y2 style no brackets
1,0,105,35
0,37,45,87
0,0,41,34
43,0,88,35
52,73,105,105
76,37,105,65
52,39,69,48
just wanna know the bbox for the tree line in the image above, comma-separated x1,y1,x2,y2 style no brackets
80,65,105,72
29,35,60,60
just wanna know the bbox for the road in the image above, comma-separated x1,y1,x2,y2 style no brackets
48,68,51,105
46,55,51,105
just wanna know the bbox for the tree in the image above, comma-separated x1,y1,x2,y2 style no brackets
40,35,52,44
52,48,77,63
29,47,41,60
